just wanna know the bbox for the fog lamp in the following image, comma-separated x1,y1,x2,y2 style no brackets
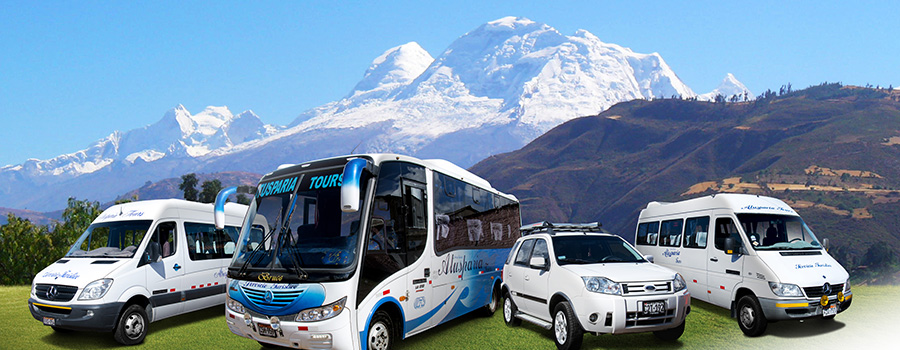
837,291,844,302
820,295,829,306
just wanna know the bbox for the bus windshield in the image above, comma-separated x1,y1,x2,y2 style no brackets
65,220,153,258
230,167,368,282
737,214,822,250
553,235,646,264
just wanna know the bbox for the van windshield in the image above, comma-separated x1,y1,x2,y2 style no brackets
553,235,646,264
737,214,822,250
230,167,368,282
65,220,153,258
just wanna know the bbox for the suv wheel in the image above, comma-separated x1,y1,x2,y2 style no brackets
503,294,521,327
552,301,583,350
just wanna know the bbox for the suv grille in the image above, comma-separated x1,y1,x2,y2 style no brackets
622,281,672,295
34,284,78,302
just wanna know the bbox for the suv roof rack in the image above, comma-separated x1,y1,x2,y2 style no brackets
519,221,604,236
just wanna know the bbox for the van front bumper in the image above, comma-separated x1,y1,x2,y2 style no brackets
28,298,123,332
759,291,852,321
573,291,690,335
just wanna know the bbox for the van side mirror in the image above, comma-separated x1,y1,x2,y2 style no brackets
822,238,829,251
140,242,161,266
724,237,739,255
644,254,655,263
529,256,548,270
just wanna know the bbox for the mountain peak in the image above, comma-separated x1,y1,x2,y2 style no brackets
351,42,433,94
699,73,752,101
485,16,538,29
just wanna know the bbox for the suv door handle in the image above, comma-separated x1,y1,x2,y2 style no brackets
710,257,719,262
524,275,530,281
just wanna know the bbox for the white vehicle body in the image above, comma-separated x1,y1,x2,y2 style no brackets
219,154,520,350
501,223,690,349
28,199,247,344
634,194,852,336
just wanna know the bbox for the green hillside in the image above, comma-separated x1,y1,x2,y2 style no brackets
471,84,900,284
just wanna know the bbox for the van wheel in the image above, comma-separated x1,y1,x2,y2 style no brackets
367,310,394,350
653,320,685,341
737,295,767,337
113,304,148,345
481,284,501,316
503,294,521,327
552,301,583,350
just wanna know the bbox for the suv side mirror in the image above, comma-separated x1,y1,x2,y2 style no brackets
529,256,548,270
644,254,655,263
140,242,161,266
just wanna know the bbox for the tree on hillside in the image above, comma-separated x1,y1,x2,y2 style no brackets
180,173,199,201
199,179,223,204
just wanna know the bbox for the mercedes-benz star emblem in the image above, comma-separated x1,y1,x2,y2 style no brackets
264,290,274,304
47,286,58,300
822,282,831,295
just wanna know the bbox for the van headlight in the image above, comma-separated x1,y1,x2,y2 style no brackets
768,282,803,297
296,297,346,322
673,273,687,292
582,277,621,295
79,279,113,300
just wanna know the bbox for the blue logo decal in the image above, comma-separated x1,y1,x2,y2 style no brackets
173,264,181,271
42,270,80,280
256,177,299,198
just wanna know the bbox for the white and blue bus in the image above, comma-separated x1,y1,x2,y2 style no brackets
214,154,520,349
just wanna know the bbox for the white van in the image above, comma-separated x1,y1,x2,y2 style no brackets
28,199,247,345
634,194,852,336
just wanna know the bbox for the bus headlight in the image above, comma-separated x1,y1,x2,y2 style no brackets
227,298,246,314
296,297,346,322
768,282,803,297
582,277,621,295
79,279,113,300
673,273,687,292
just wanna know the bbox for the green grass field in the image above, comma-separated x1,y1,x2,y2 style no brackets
2,285,896,349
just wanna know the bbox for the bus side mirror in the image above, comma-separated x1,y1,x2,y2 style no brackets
725,237,738,255
214,187,238,230
644,255,655,263
341,158,372,212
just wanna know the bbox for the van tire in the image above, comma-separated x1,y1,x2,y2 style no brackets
503,294,521,327
481,283,501,317
113,304,148,345
367,310,394,350
736,295,767,337
653,320,685,341
552,301,583,350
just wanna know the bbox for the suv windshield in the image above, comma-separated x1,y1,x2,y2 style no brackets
737,214,822,250
553,235,646,264
230,166,368,282
65,220,152,258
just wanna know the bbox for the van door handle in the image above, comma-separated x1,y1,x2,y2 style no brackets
710,257,719,262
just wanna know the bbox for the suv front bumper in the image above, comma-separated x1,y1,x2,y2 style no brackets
572,291,690,335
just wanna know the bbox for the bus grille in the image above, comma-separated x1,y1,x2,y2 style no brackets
242,285,304,307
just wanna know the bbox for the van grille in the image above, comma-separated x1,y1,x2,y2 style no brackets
622,281,672,295
242,285,304,308
34,284,78,302
803,284,843,299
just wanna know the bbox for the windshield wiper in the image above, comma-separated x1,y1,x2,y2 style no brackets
280,229,309,280
557,257,593,265
236,225,280,278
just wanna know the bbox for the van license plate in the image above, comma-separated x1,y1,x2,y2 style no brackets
257,323,277,338
42,317,56,326
642,300,666,316
823,304,837,317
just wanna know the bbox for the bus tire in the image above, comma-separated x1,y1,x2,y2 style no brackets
113,304,148,345
367,310,394,350
481,283,501,317
737,295,767,337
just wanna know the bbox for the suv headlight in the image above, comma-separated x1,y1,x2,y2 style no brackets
673,273,687,292
768,282,803,297
296,297,346,322
227,297,246,314
79,279,113,300
582,277,621,295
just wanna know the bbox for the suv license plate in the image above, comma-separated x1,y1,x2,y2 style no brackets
823,304,837,317
642,300,666,316
42,317,56,326
257,323,277,338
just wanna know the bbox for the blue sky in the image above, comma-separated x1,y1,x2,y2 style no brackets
2,1,898,167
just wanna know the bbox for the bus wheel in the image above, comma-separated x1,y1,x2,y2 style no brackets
503,294,521,327
737,295,767,337
368,310,394,350
481,284,501,316
113,304,148,345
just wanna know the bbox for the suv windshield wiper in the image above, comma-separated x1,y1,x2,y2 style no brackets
557,257,594,265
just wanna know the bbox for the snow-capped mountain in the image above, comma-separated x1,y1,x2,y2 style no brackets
698,73,752,101
0,17,746,211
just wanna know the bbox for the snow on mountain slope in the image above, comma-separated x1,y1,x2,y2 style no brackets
698,73,752,101
1,17,719,211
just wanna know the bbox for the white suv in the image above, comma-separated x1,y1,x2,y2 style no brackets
501,222,691,350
